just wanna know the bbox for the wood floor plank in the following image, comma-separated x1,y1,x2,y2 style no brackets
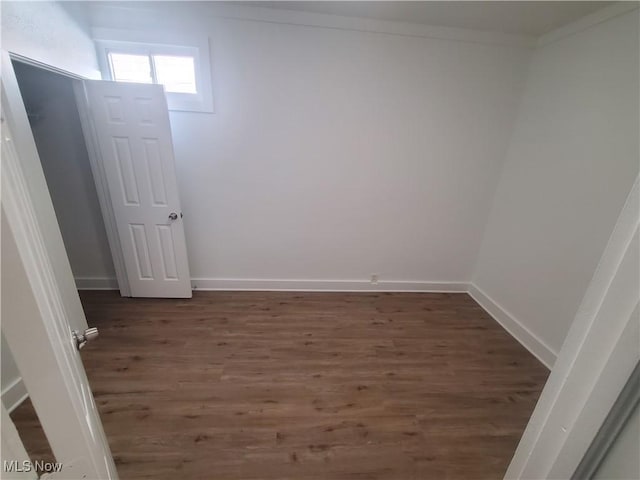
11,291,548,479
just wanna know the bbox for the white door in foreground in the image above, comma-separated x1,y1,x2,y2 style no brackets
2,110,117,479
84,81,191,298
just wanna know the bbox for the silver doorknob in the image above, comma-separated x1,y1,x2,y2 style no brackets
168,212,178,221
73,327,99,350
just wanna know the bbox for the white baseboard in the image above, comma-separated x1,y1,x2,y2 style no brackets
72,275,556,367
191,278,469,293
75,277,118,290
468,283,557,369
76,276,468,293
1,377,28,413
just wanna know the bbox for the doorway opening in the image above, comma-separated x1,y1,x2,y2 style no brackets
12,60,117,292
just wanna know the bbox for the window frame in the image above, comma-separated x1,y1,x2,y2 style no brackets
93,29,213,113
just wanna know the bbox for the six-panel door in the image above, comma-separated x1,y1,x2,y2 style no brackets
84,81,192,298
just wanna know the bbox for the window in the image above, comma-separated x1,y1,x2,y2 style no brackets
108,53,154,84
94,29,213,113
107,52,197,94
153,56,197,94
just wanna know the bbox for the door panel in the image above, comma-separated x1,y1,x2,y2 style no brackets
84,81,191,298
2,93,117,478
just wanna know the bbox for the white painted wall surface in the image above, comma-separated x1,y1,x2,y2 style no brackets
0,336,19,389
473,9,640,356
0,334,23,411
88,2,531,287
1,1,99,79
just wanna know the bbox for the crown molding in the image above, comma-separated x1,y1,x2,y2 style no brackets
89,2,537,48
538,1,639,47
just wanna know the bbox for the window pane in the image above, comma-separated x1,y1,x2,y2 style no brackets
153,55,197,94
108,52,152,84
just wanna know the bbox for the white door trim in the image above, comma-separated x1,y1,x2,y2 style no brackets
505,176,640,479
1,106,117,478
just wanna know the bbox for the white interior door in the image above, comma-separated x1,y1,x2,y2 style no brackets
2,100,117,478
83,81,192,298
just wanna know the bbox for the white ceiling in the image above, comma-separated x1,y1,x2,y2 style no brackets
238,1,613,36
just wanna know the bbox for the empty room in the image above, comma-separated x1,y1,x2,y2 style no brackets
1,1,638,479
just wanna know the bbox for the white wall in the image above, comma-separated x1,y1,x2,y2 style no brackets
1,1,99,79
0,334,24,411
88,2,532,288
1,0,100,405
472,9,639,359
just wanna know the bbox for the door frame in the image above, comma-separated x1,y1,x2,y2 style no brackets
5,50,131,296
505,176,639,479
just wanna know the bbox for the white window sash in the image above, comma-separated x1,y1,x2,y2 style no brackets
93,28,213,113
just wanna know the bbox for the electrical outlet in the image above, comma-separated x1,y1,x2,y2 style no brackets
370,274,379,284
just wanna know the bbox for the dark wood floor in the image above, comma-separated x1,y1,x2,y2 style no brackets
12,291,548,479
